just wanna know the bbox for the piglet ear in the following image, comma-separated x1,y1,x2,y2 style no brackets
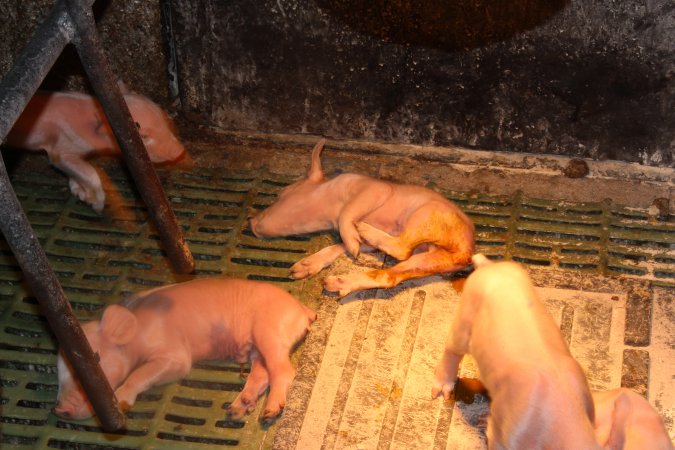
99,304,137,345
307,138,326,182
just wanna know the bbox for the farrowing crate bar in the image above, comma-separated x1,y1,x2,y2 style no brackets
0,0,194,431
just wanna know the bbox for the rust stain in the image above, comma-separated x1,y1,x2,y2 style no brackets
451,277,467,293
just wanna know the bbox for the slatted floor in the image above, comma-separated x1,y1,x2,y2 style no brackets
0,146,673,449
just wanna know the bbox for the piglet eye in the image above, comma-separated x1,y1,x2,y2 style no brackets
135,122,141,129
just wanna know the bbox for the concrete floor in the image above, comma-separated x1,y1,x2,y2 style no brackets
273,254,674,449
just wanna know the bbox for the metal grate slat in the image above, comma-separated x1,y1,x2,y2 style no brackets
0,158,673,448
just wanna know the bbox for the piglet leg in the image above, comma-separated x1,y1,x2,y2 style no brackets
228,356,270,420
337,182,393,257
290,244,348,279
290,243,376,279
114,357,191,410
50,153,106,211
355,202,472,261
324,247,468,297
432,285,475,400
431,346,463,401
255,340,299,423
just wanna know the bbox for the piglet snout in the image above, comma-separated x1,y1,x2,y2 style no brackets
53,398,94,420
53,406,72,419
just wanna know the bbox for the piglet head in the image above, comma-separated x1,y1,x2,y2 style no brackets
124,94,186,164
54,305,138,420
250,139,328,237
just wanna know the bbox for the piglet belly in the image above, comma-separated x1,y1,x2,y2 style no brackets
185,320,253,364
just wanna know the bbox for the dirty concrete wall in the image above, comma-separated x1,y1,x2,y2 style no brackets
171,0,675,167
1,1,673,167
0,0,172,108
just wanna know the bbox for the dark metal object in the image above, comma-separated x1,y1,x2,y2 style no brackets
65,0,194,274
0,2,74,139
160,0,181,100
0,0,194,431
0,157,126,431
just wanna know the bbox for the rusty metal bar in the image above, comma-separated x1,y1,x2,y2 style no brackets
64,0,195,274
0,0,127,432
0,156,126,431
0,0,194,431
0,2,74,139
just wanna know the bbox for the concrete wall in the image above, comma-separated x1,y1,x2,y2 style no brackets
171,0,675,167
1,1,673,167
0,0,171,108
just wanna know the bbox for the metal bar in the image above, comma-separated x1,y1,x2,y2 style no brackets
160,0,181,101
0,0,127,432
64,0,195,274
0,1,76,140
0,154,126,431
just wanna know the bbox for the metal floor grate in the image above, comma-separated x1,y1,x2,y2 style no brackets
0,164,327,449
460,192,675,286
0,153,673,449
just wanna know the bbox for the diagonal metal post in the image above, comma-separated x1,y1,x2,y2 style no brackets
0,0,126,432
65,0,194,274
0,0,194,431
0,155,127,431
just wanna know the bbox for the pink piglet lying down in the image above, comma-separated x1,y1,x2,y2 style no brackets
54,278,316,423
5,87,186,211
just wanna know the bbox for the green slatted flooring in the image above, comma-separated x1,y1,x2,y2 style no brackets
0,154,673,449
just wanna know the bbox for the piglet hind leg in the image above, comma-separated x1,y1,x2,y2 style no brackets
355,221,413,261
227,355,270,421
356,202,473,262
254,340,300,424
324,247,471,297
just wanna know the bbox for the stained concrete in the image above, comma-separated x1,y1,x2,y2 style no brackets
274,261,673,449
0,1,673,167
0,0,173,107
170,0,675,167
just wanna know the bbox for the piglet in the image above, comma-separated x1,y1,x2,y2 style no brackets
5,86,186,211
250,139,475,297
54,278,316,423
432,254,600,449
593,388,673,450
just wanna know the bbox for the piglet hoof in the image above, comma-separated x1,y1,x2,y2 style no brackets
290,258,320,279
431,379,456,401
69,179,105,211
227,402,256,421
227,391,261,421
118,400,132,413
260,403,284,426
323,275,353,298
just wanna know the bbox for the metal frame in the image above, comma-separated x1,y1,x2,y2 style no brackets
0,0,195,431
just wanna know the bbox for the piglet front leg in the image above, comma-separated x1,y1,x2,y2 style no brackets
114,357,191,411
51,153,106,211
431,347,463,400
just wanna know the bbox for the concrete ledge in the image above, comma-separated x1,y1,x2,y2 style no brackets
185,129,674,210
